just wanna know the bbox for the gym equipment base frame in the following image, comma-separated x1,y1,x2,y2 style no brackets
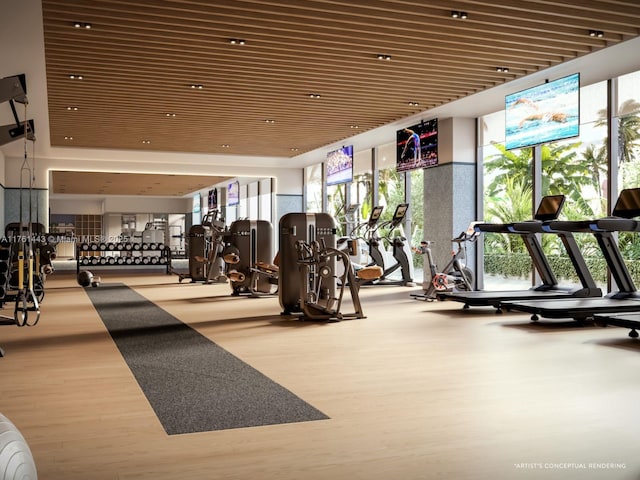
293,239,365,321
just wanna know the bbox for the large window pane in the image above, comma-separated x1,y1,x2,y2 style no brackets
617,71,640,287
305,163,322,213
350,149,372,225
480,110,531,288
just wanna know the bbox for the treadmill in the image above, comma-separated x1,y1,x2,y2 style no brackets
503,188,640,323
437,194,602,311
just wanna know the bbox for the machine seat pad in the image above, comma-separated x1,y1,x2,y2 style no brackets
255,261,279,273
356,265,383,280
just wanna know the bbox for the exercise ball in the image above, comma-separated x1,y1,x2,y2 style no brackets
77,270,94,287
0,412,38,480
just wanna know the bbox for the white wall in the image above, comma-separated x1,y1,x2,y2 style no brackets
103,196,189,214
437,117,476,165
49,198,103,215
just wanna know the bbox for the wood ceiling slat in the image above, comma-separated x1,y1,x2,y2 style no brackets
41,0,639,170
42,1,606,56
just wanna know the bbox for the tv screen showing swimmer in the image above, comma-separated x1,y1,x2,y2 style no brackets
505,72,580,150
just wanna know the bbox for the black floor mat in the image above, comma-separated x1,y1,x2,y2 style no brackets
85,283,329,434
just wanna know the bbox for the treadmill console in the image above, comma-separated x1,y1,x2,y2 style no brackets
534,195,565,222
612,188,640,219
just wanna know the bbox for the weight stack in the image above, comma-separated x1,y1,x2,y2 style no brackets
227,220,274,294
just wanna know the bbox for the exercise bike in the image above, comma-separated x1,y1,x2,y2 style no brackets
411,225,479,301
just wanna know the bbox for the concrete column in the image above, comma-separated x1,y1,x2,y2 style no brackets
422,117,477,287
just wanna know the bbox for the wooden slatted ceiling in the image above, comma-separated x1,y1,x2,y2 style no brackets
51,171,232,196
42,0,640,160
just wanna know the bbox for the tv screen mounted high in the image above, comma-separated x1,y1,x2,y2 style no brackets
505,73,580,150
228,181,239,206
396,119,438,172
326,145,353,186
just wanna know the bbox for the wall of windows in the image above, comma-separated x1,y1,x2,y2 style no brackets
303,141,428,282
479,72,640,292
350,149,373,225
305,163,322,213
615,71,640,287
480,110,533,289
301,67,640,291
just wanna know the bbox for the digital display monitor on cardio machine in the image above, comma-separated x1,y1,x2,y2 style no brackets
390,203,409,227
534,195,565,221
367,206,384,227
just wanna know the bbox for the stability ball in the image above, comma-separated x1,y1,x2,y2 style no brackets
0,412,37,479
77,270,94,287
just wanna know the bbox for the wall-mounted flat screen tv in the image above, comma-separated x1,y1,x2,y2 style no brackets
192,193,201,224
228,181,239,206
326,145,353,186
208,188,218,210
505,72,580,150
396,119,438,172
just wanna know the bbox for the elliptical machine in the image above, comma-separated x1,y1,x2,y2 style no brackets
337,205,383,268
411,225,479,301
178,210,228,283
362,203,415,286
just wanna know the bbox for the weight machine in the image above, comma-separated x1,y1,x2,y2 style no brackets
279,212,365,321
294,239,364,321
0,74,44,357
224,219,277,296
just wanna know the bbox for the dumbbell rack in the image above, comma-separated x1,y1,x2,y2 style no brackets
76,241,171,274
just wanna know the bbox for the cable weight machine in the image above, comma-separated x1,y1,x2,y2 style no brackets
295,238,364,321
0,76,42,356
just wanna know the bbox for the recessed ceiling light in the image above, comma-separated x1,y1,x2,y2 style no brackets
496,67,510,73
408,101,419,107
589,30,604,38
451,11,468,19
350,125,359,129
68,74,84,80
142,140,151,144
290,148,299,152
190,84,204,89
308,93,321,98
265,119,275,124
229,38,246,45
165,113,176,117
376,54,392,61
66,106,79,111
73,22,92,29
64,136,73,140
221,144,230,148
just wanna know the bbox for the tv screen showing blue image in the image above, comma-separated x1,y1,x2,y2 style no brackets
326,145,353,186
228,181,239,206
396,118,438,172
505,73,580,150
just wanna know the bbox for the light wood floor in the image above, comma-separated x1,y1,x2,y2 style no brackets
1,271,640,480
